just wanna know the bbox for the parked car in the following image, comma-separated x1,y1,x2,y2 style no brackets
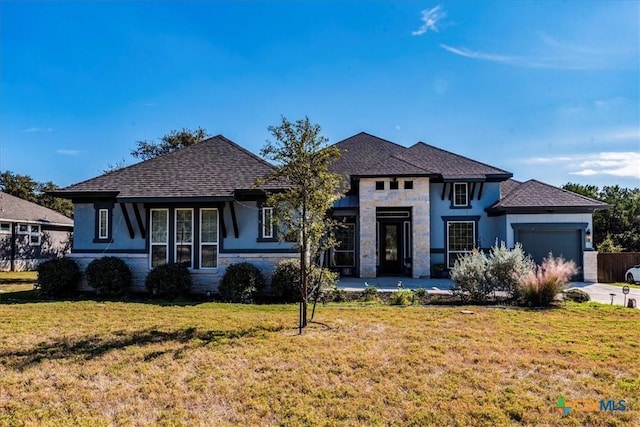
626,265,640,284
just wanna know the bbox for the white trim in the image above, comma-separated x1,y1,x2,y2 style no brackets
17,224,29,235
0,222,10,234
199,208,218,269
453,182,468,206
174,208,193,268
29,224,41,246
150,208,169,268
262,207,274,239
447,220,475,268
98,209,109,239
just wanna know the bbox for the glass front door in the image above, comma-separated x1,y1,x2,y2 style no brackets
380,222,402,275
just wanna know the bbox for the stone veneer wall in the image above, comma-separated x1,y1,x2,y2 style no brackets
359,177,430,278
69,252,296,294
583,250,598,283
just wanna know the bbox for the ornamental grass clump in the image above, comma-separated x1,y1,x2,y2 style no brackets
518,254,578,307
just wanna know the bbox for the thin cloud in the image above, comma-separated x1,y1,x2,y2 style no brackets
525,152,640,179
56,149,80,156
412,5,446,36
24,127,53,133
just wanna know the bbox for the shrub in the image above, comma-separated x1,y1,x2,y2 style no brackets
597,235,622,253
450,250,490,301
86,256,132,296
329,287,348,303
270,259,338,303
412,288,429,305
36,257,80,297
486,242,534,300
564,288,591,303
219,262,265,303
145,263,192,300
518,254,578,307
389,289,414,306
360,285,379,302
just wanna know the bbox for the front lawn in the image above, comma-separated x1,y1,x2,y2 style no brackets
0,300,637,426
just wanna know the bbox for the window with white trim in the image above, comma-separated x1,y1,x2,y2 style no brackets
98,209,109,239
150,209,168,268
447,221,475,268
18,224,29,234
331,223,355,267
0,223,10,234
29,224,41,246
261,207,274,239
175,209,193,267
453,182,468,206
200,209,218,269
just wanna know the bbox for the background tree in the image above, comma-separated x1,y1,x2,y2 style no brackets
131,127,209,160
562,182,640,251
0,171,73,218
259,116,345,332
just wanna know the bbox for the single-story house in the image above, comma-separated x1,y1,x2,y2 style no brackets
52,132,608,292
0,191,74,271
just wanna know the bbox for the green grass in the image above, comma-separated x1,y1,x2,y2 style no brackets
0,298,638,426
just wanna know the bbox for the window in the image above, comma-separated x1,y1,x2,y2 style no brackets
453,183,468,206
447,221,475,268
150,209,168,268
29,224,41,246
390,180,399,190
403,221,412,260
0,223,10,234
18,224,29,234
375,181,385,190
331,223,355,267
175,209,193,267
200,209,218,269
98,209,109,239
404,180,413,190
261,207,274,239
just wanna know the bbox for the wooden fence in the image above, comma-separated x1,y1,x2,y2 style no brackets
597,252,640,283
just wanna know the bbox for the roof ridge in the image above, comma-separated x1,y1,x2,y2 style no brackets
332,132,408,150
411,141,511,175
211,134,276,171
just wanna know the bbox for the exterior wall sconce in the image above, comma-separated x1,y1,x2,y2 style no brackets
586,229,592,244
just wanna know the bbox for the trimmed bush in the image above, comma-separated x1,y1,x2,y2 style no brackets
564,288,591,303
270,259,337,303
389,289,413,306
360,285,379,302
219,262,265,303
86,256,132,296
518,254,578,307
145,263,192,300
36,257,80,297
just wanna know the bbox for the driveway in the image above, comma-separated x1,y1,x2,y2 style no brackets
336,276,640,307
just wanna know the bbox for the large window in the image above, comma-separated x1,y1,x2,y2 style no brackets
175,209,193,267
453,182,468,207
200,209,218,269
331,223,355,267
150,209,168,268
447,221,475,268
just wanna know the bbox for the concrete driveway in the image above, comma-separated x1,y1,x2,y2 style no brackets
336,276,640,307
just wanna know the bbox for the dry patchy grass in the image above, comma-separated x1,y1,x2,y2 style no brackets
0,301,638,426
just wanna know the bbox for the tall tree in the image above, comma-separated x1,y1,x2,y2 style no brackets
562,182,640,251
131,127,209,160
259,117,345,332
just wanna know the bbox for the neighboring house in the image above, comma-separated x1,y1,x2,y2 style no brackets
0,191,73,271
52,132,607,292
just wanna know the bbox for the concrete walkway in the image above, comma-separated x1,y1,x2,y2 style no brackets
336,276,640,307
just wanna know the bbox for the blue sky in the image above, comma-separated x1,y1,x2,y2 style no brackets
1,1,638,189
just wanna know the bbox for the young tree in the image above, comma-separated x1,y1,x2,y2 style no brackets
259,117,345,332
131,127,208,160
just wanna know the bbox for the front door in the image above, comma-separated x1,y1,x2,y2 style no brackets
380,222,402,275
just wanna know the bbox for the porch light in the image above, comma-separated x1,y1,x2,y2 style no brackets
586,229,592,244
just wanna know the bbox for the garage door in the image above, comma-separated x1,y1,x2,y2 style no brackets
517,229,583,281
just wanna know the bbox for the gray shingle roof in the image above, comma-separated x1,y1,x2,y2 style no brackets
54,135,283,200
0,192,73,226
489,179,609,212
330,132,511,180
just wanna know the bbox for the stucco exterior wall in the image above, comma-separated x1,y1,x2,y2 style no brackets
358,177,430,278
